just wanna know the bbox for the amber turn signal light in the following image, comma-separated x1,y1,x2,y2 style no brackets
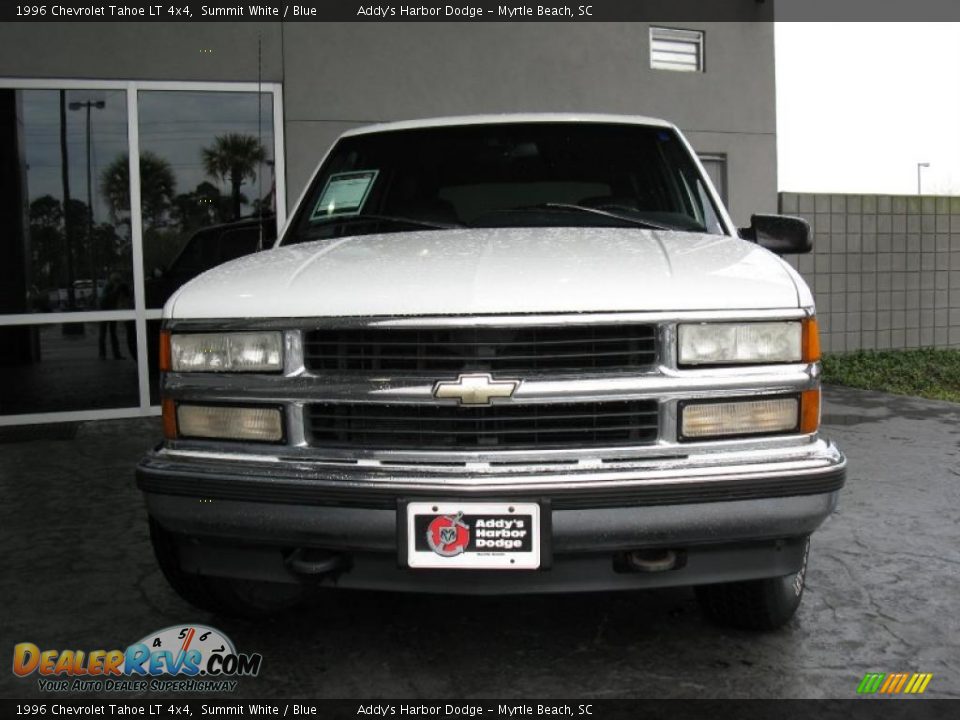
802,318,820,363
800,388,821,434
159,330,172,372
162,398,177,440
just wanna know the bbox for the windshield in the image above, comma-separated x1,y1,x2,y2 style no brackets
282,122,726,245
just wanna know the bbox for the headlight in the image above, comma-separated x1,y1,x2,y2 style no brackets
168,332,283,372
176,404,284,442
681,396,799,439
678,321,804,366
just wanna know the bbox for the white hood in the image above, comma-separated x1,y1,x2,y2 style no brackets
166,227,802,319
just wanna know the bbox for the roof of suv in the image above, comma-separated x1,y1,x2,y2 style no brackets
341,113,674,137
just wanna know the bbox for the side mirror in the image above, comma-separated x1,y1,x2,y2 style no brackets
739,214,812,255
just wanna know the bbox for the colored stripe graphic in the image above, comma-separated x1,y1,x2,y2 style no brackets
858,672,932,695
893,673,909,693
906,673,933,694
857,673,885,694
879,673,899,693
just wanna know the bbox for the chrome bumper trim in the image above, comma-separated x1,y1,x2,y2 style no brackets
141,438,845,498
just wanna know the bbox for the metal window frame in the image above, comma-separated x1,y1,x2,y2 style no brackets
0,78,286,426
649,26,705,73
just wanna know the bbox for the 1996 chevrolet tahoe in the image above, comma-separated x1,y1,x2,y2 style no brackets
137,114,846,629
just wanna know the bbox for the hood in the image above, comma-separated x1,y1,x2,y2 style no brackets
166,227,802,319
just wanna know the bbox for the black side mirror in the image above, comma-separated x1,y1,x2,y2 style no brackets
739,214,812,255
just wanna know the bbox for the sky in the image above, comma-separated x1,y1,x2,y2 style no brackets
776,22,960,194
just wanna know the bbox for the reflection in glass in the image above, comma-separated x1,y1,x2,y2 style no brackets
98,280,137,360
0,88,131,315
139,91,278,404
0,86,283,418
0,322,139,415
138,91,277,310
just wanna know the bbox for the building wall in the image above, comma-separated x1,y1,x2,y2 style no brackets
0,19,776,425
0,20,777,225
781,193,960,353
281,22,777,225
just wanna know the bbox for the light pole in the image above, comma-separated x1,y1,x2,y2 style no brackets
917,162,930,195
68,99,105,304
58,91,75,313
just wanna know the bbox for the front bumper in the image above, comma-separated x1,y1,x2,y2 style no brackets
137,437,845,593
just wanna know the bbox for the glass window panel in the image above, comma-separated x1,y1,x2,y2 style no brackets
0,321,139,415
138,91,277,310
0,88,131,315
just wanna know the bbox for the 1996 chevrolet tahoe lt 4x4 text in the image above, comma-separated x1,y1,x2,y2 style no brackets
137,114,846,629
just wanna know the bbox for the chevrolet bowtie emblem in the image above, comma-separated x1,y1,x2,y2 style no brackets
433,373,520,406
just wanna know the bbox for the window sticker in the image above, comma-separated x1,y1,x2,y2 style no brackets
311,170,379,219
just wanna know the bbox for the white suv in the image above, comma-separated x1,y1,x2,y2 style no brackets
138,114,845,629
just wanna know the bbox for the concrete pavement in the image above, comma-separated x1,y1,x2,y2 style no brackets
2,386,958,699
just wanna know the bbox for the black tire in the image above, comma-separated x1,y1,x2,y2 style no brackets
694,537,810,631
149,517,304,620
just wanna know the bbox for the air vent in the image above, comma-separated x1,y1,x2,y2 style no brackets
650,27,704,73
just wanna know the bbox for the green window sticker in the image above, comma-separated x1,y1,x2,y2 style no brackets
311,170,379,219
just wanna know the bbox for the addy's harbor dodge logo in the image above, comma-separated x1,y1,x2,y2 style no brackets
857,672,933,695
426,511,471,556
12,625,261,693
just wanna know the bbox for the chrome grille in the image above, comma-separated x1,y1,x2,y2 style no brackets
302,324,657,374
305,400,659,450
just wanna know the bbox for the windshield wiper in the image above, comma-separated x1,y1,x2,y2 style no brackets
535,203,677,231
308,214,463,232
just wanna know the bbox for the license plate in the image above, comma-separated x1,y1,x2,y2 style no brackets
405,501,541,570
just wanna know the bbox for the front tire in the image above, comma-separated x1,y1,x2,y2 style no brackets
149,517,303,620
695,537,810,631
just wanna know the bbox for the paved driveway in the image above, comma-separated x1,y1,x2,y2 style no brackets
2,386,958,699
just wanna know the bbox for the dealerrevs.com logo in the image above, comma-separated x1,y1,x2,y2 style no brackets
13,625,261,693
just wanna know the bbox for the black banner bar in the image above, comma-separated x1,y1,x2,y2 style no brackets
4,0,960,23
2,1,769,22
1,699,959,719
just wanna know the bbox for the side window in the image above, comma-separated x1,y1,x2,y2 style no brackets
695,180,724,235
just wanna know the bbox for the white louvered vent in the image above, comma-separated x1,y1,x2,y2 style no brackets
650,27,704,72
